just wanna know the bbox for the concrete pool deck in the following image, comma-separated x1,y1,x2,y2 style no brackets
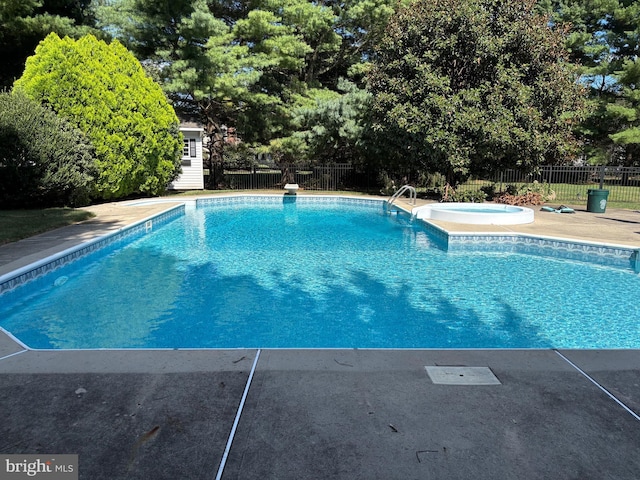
1,193,639,479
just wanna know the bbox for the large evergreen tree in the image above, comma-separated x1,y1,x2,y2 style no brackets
96,0,333,186
291,79,372,164
94,0,404,187
367,0,586,185
0,0,98,89
14,33,182,199
538,0,640,165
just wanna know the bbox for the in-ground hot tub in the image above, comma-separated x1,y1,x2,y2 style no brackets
412,202,534,225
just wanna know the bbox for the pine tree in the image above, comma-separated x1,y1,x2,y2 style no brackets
0,0,98,88
95,0,405,186
540,0,640,164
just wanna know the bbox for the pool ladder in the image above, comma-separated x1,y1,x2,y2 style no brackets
386,185,417,209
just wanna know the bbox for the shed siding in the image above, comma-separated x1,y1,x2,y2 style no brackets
169,129,204,190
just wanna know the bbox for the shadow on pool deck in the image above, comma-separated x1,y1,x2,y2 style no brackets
1,194,640,479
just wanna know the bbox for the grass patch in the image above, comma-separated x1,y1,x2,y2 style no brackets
454,180,640,210
0,208,95,245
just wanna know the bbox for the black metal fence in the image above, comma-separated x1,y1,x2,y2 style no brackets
222,163,373,191
484,165,640,205
219,163,640,206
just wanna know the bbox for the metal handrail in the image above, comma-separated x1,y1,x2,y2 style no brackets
387,185,417,207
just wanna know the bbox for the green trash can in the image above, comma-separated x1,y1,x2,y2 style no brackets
587,189,609,213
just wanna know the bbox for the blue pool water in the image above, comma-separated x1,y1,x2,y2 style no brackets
1,197,639,349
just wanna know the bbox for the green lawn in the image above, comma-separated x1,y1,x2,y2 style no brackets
0,208,95,245
455,180,640,210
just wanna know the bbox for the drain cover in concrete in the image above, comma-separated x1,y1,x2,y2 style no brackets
425,366,501,385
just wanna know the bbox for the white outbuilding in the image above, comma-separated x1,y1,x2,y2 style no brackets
168,122,204,190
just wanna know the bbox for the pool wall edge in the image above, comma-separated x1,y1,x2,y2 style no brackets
0,204,185,295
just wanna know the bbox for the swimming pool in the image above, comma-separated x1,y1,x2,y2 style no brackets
1,196,639,349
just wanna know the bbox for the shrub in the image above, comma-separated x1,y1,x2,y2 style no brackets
480,184,496,199
495,192,544,206
378,171,398,196
14,33,182,200
494,180,555,205
439,184,486,203
0,91,95,208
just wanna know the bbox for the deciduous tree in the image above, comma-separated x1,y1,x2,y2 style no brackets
367,0,586,185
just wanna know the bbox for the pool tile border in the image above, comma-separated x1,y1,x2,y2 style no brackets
196,194,382,209
0,205,184,296
420,220,640,271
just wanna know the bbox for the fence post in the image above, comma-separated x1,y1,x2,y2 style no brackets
599,165,605,189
